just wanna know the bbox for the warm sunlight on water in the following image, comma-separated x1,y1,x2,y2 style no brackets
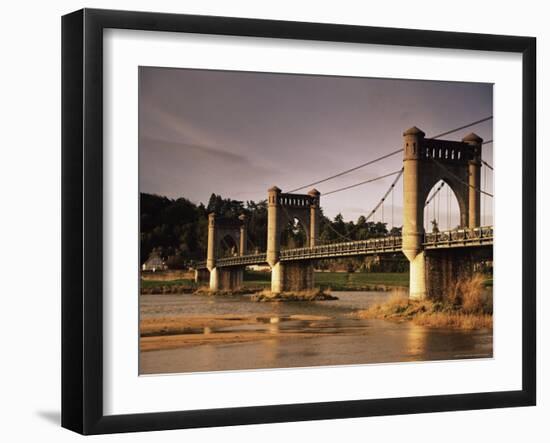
139,291,493,374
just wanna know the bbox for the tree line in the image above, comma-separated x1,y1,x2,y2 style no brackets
140,192,401,268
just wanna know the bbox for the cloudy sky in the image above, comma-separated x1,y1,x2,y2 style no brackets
139,67,493,229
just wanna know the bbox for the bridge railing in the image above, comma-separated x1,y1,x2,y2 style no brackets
423,226,493,245
207,253,267,268
194,226,493,268
280,236,403,260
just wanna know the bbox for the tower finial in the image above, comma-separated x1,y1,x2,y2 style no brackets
403,126,425,137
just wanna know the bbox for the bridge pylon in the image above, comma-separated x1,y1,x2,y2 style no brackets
402,126,483,299
266,186,320,294
206,212,248,291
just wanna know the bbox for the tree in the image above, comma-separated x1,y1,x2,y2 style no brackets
281,218,307,249
140,192,405,267
390,226,402,236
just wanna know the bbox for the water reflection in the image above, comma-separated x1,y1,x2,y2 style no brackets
140,291,493,374
405,324,429,360
268,317,280,335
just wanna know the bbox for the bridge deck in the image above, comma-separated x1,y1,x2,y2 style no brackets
197,226,493,268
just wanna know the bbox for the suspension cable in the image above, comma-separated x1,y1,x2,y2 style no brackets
430,116,493,139
286,116,493,193
437,187,441,228
278,203,331,246
432,191,435,231
432,159,494,197
279,204,300,246
422,195,430,230
483,161,487,225
246,237,257,252
322,170,402,196
482,159,494,170
220,236,235,256
322,169,404,243
287,150,402,193
391,184,394,229
481,140,494,170
364,169,404,224
447,184,450,230
425,181,445,207
423,179,447,230
324,220,355,242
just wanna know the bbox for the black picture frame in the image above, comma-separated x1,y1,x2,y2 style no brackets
62,8,537,435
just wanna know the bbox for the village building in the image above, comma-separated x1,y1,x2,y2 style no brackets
142,252,167,272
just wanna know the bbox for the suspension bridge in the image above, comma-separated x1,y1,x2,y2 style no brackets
195,121,494,300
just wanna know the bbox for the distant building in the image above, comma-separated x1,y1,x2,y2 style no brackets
142,252,167,272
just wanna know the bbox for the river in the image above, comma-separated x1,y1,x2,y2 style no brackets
139,291,493,375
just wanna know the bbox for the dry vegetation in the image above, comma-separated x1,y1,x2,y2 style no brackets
357,274,492,330
252,288,338,302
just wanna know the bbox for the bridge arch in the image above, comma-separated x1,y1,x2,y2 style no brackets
206,213,248,271
402,126,483,300
422,178,468,232
219,233,239,257
280,216,309,249
266,186,320,267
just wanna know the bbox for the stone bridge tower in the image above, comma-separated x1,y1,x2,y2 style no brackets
206,213,249,291
402,126,483,299
267,186,320,294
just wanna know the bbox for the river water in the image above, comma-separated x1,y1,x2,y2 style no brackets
140,291,493,375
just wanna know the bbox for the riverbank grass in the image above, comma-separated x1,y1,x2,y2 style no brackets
357,275,492,330
244,270,410,291
140,279,197,294
140,278,195,288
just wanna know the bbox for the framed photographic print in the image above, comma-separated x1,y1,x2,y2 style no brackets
61,8,536,435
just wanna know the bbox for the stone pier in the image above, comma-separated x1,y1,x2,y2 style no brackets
425,247,492,300
271,261,315,293
209,267,244,291
194,268,210,284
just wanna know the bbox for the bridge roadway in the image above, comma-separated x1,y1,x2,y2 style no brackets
197,226,493,269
